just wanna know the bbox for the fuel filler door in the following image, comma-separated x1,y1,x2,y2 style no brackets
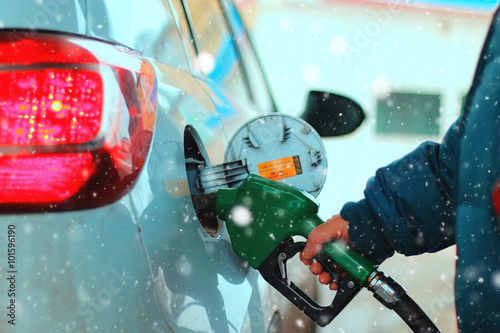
189,113,327,236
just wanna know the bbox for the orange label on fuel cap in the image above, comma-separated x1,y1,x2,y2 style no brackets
257,155,303,181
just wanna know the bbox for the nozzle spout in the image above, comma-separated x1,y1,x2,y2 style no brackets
215,187,239,220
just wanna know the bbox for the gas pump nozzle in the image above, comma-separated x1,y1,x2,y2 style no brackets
215,174,440,331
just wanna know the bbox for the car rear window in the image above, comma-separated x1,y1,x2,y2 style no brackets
1,0,86,36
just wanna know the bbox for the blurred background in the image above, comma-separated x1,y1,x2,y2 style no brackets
234,0,499,332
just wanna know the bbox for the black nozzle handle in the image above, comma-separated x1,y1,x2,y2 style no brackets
257,239,362,327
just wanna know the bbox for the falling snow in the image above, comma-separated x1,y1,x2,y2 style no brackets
2,0,499,332
229,205,253,227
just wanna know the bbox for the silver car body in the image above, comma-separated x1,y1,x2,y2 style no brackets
0,0,301,332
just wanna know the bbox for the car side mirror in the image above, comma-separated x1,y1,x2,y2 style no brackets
300,91,365,137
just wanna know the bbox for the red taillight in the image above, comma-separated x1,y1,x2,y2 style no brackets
0,69,103,145
0,33,157,210
0,154,94,203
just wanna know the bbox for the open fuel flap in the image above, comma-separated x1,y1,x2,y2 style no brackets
187,113,327,237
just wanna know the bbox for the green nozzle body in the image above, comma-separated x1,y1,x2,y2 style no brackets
215,174,377,285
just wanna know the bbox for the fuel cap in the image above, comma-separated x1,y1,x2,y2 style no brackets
225,113,327,197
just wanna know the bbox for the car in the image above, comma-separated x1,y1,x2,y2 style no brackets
0,1,364,332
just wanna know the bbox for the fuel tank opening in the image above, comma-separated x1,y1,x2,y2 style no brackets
184,126,249,237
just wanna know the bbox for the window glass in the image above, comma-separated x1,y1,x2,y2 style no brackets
222,1,275,113
183,0,250,101
2,0,85,35
376,92,441,135
88,0,188,70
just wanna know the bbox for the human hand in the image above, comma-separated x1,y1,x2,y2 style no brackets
299,214,350,290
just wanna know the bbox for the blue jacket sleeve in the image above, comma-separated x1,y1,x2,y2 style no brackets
340,117,464,264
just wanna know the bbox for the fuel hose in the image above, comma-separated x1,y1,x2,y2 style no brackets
393,293,440,333
367,270,441,333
